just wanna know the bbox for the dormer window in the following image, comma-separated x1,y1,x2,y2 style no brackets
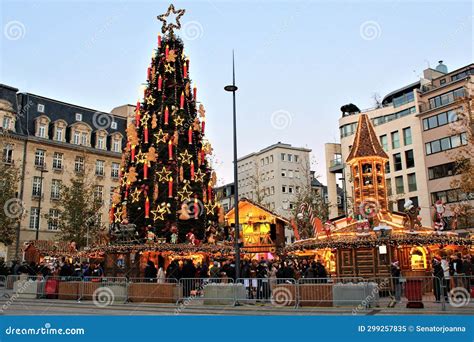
111,121,117,130
38,124,46,138
81,132,88,146
37,104,45,113
35,115,50,139
113,140,120,152
73,131,80,145
55,127,63,141
97,136,105,150
75,113,82,121
2,116,11,130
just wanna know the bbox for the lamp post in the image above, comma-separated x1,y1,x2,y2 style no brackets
36,165,48,241
224,50,240,279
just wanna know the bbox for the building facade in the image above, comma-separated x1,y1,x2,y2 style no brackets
0,84,128,261
236,142,311,220
325,62,473,228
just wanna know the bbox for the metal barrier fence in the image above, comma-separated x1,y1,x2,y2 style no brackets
178,278,235,305
1,275,472,311
235,278,297,308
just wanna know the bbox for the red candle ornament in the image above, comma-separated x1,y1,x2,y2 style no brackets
202,118,206,134
158,34,162,48
207,181,212,200
201,149,205,163
145,196,150,218
164,106,169,125
180,91,185,109
131,145,136,160
190,161,195,180
147,67,151,81
144,126,149,143
168,140,173,160
194,198,199,219
193,85,197,101
135,101,141,127
188,127,192,144
183,61,188,78
165,44,169,59
158,75,162,91
168,177,173,198
110,206,115,222
144,162,148,180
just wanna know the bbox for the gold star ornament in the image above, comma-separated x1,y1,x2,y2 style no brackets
157,4,186,35
130,188,141,203
179,149,192,164
145,95,155,106
157,167,172,182
154,129,167,143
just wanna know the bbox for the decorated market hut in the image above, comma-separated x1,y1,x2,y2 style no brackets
286,114,473,278
23,240,78,264
225,198,289,259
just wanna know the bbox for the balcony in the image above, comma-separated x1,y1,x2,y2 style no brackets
329,159,344,173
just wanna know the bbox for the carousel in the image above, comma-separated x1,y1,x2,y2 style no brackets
286,114,473,278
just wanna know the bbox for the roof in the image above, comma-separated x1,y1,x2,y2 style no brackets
237,142,311,162
346,113,388,162
225,198,290,224
23,240,77,256
382,81,420,105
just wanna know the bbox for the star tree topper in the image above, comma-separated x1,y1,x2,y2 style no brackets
157,4,186,35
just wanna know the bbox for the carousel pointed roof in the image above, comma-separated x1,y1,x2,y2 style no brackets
346,113,389,162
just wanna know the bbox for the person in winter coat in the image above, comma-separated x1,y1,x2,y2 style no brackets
304,262,318,283
157,265,166,284
462,255,473,292
209,261,220,279
316,261,328,283
390,260,402,302
144,260,158,282
166,260,181,281
432,258,444,302
441,256,451,301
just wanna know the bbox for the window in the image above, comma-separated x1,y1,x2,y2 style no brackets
288,170,293,178
288,186,294,194
431,189,469,205
288,154,293,162
75,157,84,173
2,144,13,163
403,127,412,145
395,176,404,194
38,124,46,138
34,149,45,167
48,209,60,231
51,179,61,199
340,122,357,137
385,162,390,174
81,132,88,146
393,153,402,171
94,185,104,203
393,91,414,108
32,177,42,197
407,173,417,192
391,131,400,149
428,162,457,180
409,196,419,208
2,116,11,130
52,152,63,170
386,178,392,196
269,155,274,163
37,104,45,113
113,140,121,152
372,107,416,127
440,78,446,85
55,127,63,141
29,207,40,230
97,136,105,150
95,160,105,176
294,155,298,163
270,186,275,195
296,186,300,194
295,170,300,179
425,133,468,155
397,199,405,212
73,132,80,145
111,121,117,129
281,153,285,161
429,87,465,109
281,169,286,177
282,185,287,193
260,159,264,166
380,135,388,151
111,162,120,178
75,113,82,121
405,150,415,168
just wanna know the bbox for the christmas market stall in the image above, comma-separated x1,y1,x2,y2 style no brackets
225,198,288,259
286,114,473,279
22,240,78,265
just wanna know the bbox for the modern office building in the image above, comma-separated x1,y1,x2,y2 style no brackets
325,62,473,228
236,142,312,220
0,84,128,261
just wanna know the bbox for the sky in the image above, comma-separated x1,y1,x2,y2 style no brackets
1,0,472,185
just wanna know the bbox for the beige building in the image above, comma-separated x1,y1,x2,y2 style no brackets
236,142,311,220
0,84,128,261
326,62,473,229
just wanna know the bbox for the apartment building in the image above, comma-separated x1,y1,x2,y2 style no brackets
236,142,311,219
214,182,236,213
326,62,473,228
0,84,128,261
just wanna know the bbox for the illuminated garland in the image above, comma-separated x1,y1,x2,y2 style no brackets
285,234,473,252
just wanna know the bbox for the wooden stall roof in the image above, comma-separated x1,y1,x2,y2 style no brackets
225,198,290,225
23,240,78,257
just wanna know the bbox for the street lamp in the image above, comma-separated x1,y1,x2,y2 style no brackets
36,164,48,241
224,50,240,279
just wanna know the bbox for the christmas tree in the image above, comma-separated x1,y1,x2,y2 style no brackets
111,4,219,244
